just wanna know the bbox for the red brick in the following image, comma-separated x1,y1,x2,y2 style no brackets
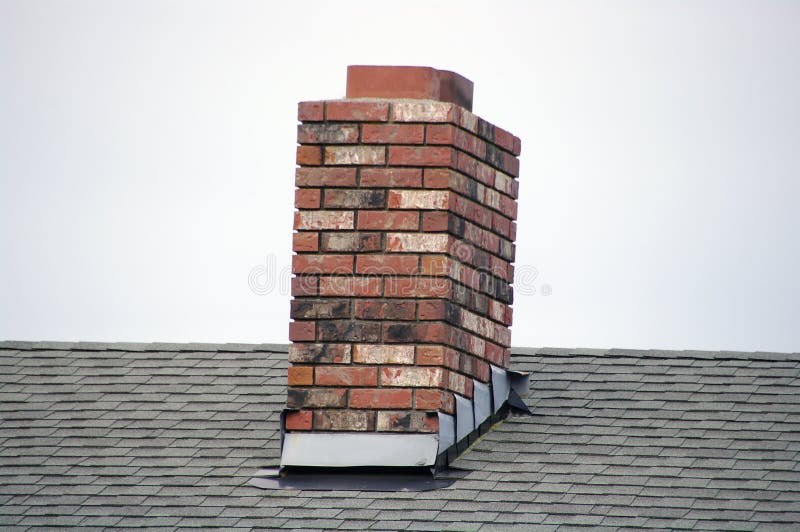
384,277,451,298
317,320,381,343
356,255,419,275
415,389,454,412
294,188,320,209
295,167,357,187
360,168,422,188
419,255,450,276
292,232,318,252
292,254,353,274
319,276,382,297
381,366,444,387
388,146,455,167
298,101,323,122
357,211,419,231
494,127,516,153
327,101,390,122
297,123,359,144
290,299,351,320
296,145,322,166
346,66,473,110
421,211,449,232
285,410,312,430
417,299,446,320
416,345,443,366
287,366,313,386
351,388,413,409
499,195,518,219
362,124,424,144
291,276,318,296
513,136,522,157
289,321,315,342
423,168,451,189
425,124,455,144
316,366,378,387
354,299,416,320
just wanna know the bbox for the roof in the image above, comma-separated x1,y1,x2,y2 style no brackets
2,341,800,530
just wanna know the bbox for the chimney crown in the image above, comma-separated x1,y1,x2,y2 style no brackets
346,65,474,111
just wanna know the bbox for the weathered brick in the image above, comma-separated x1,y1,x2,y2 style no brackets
289,343,352,364
494,127,516,153
388,146,455,166
314,410,375,431
290,299,351,320
356,255,419,275
296,145,322,166
297,123,359,144
285,410,312,430
384,277,451,298
320,232,382,252
377,411,439,432
392,101,454,122
292,254,353,274
317,320,381,342
324,146,386,166
291,276,318,296
298,101,324,122
289,321,315,342
354,299,416,320
362,124,424,144
323,189,386,209
316,366,378,387
360,168,422,188
319,276,382,297
357,210,419,231
294,188,321,209
292,232,318,252
353,344,414,364
381,366,445,388
350,389,413,409
287,387,347,408
295,167,357,187
294,210,354,230
387,189,450,210
385,233,449,253
383,322,448,344
327,101,390,122
288,366,313,386
415,389,455,414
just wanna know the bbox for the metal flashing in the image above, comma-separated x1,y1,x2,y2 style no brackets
437,412,455,452
455,394,475,442
280,432,439,468
490,364,510,412
472,380,492,427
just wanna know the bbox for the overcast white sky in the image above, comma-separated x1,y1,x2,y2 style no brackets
1,1,798,352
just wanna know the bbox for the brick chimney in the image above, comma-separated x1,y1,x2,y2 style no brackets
281,66,522,469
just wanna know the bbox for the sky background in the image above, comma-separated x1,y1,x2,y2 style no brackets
2,0,799,352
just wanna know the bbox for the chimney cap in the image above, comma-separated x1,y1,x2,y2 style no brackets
346,65,474,111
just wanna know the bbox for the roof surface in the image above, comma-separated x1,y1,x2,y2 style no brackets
2,341,800,530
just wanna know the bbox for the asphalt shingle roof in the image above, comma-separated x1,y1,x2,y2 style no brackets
2,341,800,530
